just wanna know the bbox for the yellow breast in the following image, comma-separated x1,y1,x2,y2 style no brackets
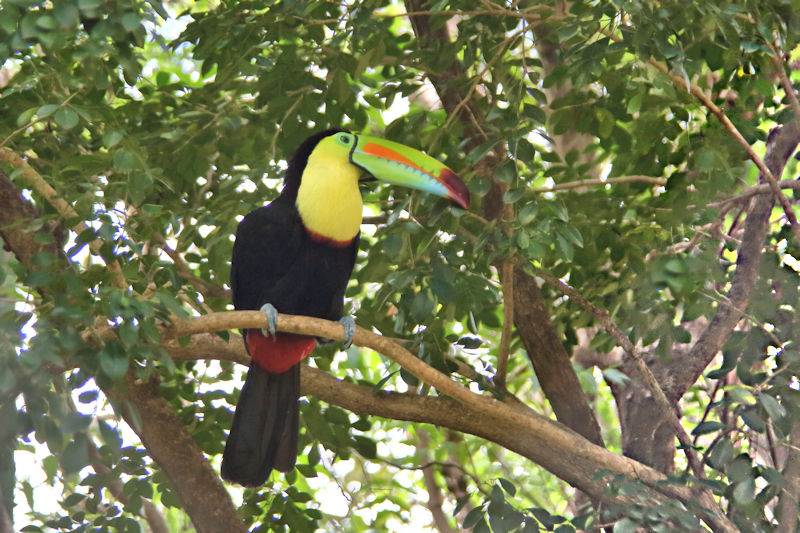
295,145,363,242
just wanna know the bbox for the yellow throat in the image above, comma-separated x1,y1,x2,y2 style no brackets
295,139,363,243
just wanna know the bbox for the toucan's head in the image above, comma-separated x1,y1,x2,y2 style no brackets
285,129,470,210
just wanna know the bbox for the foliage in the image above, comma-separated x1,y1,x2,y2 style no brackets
1,0,799,531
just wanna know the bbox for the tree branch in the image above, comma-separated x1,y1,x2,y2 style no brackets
165,311,736,533
0,485,11,533
777,419,800,533
770,43,800,131
533,269,705,480
601,29,800,244
107,375,246,533
673,122,800,398
494,259,515,390
708,180,800,208
0,148,126,287
404,0,605,449
531,175,667,193
0,171,244,532
417,430,458,533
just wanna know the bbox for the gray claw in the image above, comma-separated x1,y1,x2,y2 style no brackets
338,316,356,350
260,303,278,337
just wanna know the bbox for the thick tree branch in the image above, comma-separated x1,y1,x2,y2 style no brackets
509,266,605,445
0,148,126,287
777,419,800,533
166,311,736,533
672,122,800,398
0,172,244,532
534,269,705,479
0,485,11,533
107,376,246,533
404,0,604,449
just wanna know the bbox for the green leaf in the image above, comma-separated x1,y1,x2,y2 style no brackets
757,393,786,421
503,188,526,203
740,409,766,433
77,390,97,404
410,289,436,322
77,0,101,13
523,103,546,124
121,13,141,32
54,107,79,128
113,149,136,171
518,203,538,225
498,477,516,496
99,347,129,381
613,518,639,533
60,435,89,474
467,139,498,164
626,92,643,114
691,420,726,436
463,506,485,529
732,477,756,505
36,104,59,118
61,412,91,434
602,368,630,386
430,276,457,303
16,107,38,127
103,129,124,147
352,436,376,459
35,14,57,30
708,438,734,470
496,161,517,183
555,234,574,261
557,223,583,247
595,107,615,138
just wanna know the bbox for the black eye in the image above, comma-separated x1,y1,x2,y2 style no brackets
339,135,350,144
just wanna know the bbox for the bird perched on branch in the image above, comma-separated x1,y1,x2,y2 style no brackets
222,129,469,486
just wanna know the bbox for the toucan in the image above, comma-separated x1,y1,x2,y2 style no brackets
222,129,469,486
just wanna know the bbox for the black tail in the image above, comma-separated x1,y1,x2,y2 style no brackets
221,363,300,486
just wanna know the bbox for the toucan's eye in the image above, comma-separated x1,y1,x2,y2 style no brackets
339,134,350,144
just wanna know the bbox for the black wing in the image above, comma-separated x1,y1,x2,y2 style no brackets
230,198,306,312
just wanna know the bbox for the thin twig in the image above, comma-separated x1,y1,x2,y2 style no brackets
708,180,800,208
433,24,529,147
532,175,667,193
165,310,737,532
495,261,515,389
769,43,800,130
533,269,707,480
600,28,800,245
300,8,547,26
0,148,126,287
0,92,80,149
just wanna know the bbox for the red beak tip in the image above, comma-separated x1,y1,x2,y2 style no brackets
440,168,470,209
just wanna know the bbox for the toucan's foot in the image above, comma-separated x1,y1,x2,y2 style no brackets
260,303,279,338
338,316,356,350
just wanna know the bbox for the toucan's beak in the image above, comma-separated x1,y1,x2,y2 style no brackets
349,135,470,209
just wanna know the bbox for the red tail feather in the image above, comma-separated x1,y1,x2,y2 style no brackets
246,330,316,374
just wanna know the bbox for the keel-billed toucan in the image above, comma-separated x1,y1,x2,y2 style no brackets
222,129,469,486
